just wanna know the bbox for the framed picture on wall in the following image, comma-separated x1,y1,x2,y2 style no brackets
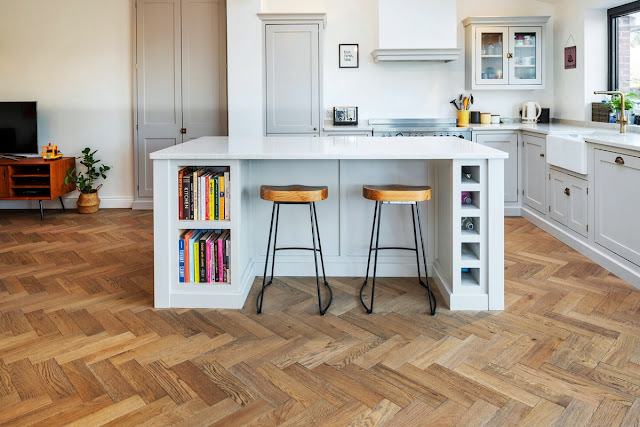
339,44,359,68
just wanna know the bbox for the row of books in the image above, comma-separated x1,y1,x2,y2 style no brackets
179,229,230,283
179,167,230,221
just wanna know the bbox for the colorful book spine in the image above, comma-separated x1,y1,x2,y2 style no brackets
224,171,230,220
188,230,201,282
205,175,210,221
178,168,184,220
199,232,208,282
219,174,225,220
193,169,199,221
218,237,224,282
182,175,191,220
178,235,185,282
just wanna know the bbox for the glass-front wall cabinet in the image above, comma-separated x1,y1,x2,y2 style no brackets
473,25,543,88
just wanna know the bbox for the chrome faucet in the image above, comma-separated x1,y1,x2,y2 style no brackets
595,91,628,133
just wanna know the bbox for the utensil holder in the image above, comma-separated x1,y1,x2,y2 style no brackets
457,110,470,125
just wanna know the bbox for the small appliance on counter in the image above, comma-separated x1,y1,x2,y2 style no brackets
521,101,542,124
333,107,358,125
539,108,550,124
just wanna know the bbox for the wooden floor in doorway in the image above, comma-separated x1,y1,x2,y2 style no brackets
0,209,639,425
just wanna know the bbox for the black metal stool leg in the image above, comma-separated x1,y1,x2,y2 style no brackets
415,202,436,315
360,201,383,314
360,201,377,313
59,196,66,212
257,203,276,314
312,203,333,306
310,202,332,315
39,200,44,221
269,204,280,284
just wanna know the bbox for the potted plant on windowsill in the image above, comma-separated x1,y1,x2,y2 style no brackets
606,92,638,123
65,148,111,214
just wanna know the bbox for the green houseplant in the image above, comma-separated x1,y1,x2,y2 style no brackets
65,148,111,214
606,92,638,122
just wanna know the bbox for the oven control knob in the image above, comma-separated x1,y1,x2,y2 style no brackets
458,135,465,139
396,132,403,137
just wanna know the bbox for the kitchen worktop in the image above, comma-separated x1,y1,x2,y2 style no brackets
471,122,640,152
323,123,373,132
149,135,509,160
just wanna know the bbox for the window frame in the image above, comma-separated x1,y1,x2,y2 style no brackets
609,1,640,90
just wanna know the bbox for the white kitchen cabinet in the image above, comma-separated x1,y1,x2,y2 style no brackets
474,132,518,202
523,133,546,214
134,0,227,205
594,149,640,266
324,132,371,137
463,17,548,90
549,169,588,238
264,23,320,136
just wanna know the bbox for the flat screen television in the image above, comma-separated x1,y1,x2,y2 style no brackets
0,102,38,154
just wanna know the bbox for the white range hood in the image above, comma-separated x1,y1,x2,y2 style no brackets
372,0,461,63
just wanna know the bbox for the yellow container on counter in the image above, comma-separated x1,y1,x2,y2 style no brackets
457,110,470,125
480,113,492,124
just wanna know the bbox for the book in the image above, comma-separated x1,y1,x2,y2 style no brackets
183,230,194,282
178,168,184,220
206,232,217,283
214,175,219,221
182,174,191,220
199,231,212,282
224,171,230,219
193,169,199,221
205,174,210,221
218,231,225,282
189,230,204,282
178,230,186,282
219,174,225,220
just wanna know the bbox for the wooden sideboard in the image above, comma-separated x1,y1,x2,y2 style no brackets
0,157,76,219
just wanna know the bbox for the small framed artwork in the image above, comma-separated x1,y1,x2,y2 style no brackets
339,44,359,68
564,46,576,69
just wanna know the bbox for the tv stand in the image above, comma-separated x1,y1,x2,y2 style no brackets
0,157,76,220
0,154,26,161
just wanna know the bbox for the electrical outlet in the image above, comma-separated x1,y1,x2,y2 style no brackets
325,109,333,119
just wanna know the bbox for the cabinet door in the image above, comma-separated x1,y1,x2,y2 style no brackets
595,149,640,266
567,175,588,238
265,24,320,135
549,169,568,226
324,132,371,137
475,133,518,201
523,134,546,214
508,27,542,85
0,166,9,198
182,0,227,140
136,0,182,197
475,27,509,86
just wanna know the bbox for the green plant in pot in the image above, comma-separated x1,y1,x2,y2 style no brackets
606,92,638,122
65,148,111,214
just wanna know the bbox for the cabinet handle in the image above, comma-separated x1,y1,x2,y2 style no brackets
564,188,570,196
313,127,318,131
540,153,545,157
615,156,625,165
507,53,513,59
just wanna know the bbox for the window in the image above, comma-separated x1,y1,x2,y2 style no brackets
609,1,640,92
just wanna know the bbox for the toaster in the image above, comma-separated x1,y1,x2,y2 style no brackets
333,107,358,125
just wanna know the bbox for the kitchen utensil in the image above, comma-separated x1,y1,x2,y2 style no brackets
457,110,470,125
470,111,481,124
491,115,501,124
459,94,464,108
463,97,469,110
470,94,474,105
450,99,460,110
522,101,542,124
480,113,492,124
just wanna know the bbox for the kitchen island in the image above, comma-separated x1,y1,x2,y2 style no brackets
150,136,508,311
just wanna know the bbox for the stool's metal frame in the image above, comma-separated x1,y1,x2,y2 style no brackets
359,201,437,315
256,201,333,315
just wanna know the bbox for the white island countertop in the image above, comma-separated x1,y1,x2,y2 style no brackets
150,136,509,160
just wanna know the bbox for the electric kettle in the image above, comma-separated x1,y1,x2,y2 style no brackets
522,102,542,124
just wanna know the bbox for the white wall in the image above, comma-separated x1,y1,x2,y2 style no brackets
240,0,555,128
0,0,134,208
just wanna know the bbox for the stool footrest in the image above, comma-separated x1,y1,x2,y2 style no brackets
371,246,417,252
274,247,321,252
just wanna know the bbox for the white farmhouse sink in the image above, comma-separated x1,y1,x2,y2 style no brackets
546,134,588,174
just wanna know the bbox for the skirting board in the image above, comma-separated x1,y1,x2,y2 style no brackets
132,199,154,210
521,207,640,289
0,197,134,210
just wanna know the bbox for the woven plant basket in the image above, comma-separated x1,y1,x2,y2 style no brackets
77,185,102,214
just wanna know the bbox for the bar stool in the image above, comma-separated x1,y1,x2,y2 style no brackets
360,185,437,315
256,185,333,315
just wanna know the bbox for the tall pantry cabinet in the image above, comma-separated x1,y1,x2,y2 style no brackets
134,0,228,208
259,14,325,137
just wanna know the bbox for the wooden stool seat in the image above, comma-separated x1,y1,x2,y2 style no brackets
363,185,432,202
260,185,328,203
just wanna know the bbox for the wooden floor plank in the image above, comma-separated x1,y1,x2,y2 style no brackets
0,212,638,425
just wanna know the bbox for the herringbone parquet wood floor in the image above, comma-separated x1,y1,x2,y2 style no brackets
1,209,640,426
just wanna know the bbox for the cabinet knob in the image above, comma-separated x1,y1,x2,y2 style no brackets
615,156,625,165
564,188,570,196
313,127,318,131
540,153,545,157
507,53,514,59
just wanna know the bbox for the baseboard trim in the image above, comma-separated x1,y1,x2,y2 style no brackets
0,197,134,210
132,200,154,210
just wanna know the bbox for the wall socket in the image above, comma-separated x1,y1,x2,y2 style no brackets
325,109,333,119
